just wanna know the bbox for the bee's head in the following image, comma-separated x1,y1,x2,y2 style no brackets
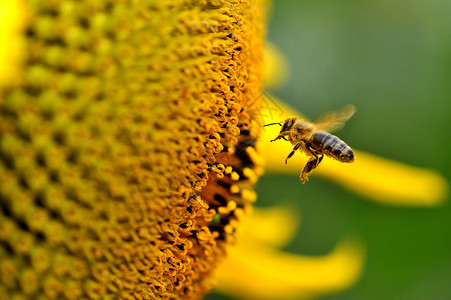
281,117,296,133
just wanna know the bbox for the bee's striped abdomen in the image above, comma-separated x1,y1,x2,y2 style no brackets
311,131,354,162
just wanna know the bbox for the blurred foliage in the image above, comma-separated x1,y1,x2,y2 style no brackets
208,0,451,299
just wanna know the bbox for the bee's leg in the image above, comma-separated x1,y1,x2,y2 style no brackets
285,142,303,164
270,133,289,142
300,154,324,184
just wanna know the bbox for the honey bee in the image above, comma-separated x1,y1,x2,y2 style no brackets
264,105,356,183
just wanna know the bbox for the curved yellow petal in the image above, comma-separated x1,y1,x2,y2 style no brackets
260,96,448,206
317,152,448,206
0,0,26,87
215,237,365,300
263,42,290,89
241,206,300,247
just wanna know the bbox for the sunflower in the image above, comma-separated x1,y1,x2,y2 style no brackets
1,1,448,300
0,0,266,299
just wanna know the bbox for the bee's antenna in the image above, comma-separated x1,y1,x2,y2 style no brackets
263,122,282,127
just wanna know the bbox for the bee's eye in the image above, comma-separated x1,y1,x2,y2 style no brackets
281,120,292,132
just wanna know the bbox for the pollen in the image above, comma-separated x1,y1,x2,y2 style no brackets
231,171,241,181
0,1,266,299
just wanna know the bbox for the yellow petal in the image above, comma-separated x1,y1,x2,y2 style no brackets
0,0,26,87
215,236,365,300
240,206,300,247
317,151,448,206
260,96,448,206
263,42,290,89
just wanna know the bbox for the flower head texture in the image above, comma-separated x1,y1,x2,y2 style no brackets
0,1,266,299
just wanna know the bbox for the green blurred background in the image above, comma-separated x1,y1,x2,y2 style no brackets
207,0,451,299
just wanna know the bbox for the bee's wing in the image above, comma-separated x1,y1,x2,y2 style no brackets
313,104,356,132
